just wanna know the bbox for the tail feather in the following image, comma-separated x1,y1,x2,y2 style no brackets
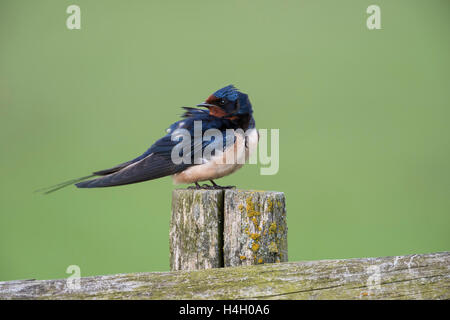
36,160,136,194
36,175,95,194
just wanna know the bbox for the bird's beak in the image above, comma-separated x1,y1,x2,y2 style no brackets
197,102,216,108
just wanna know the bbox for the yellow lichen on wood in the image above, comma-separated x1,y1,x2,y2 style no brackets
251,217,258,228
268,241,278,253
269,222,277,235
246,197,260,217
223,190,288,267
250,233,260,241
267,199,273,211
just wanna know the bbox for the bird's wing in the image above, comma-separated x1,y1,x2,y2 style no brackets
75,152,188,188
75,134,190,188
75,117,229,188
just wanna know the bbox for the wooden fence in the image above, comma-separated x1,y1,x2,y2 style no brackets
0,189,448,299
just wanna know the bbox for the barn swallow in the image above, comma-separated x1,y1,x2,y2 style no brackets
41,85,258,194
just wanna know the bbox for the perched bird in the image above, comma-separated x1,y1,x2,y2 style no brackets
42,85,258,194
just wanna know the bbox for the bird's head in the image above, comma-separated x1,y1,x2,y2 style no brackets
197,85,253,119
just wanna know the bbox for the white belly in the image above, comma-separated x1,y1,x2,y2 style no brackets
173,128,258,184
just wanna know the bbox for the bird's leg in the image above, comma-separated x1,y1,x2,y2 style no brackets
188,182,202,189
209,180,235,189
210,180,219,187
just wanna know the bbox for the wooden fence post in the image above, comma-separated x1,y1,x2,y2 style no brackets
169,189,224,271
170,189,287,271
224,190,288,266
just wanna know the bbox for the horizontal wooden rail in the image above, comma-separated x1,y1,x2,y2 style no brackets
0,252,448,299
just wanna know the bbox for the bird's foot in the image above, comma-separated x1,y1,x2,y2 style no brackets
200,184,235,189
209,180,235,189
200,183,216,189
188,182,203,190
188,181,236,190
214,185,236,189
188,182,216,190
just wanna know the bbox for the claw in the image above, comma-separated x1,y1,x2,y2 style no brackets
188,181,236,190
209,180,236,189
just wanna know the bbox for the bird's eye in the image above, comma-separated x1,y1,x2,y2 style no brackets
219,99,226,106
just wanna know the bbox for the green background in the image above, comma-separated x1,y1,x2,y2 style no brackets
1,0,449,281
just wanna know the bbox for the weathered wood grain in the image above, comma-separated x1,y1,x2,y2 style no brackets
170,189,288,271
224,190,287,267
170,189,224,271
1,252,448,300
